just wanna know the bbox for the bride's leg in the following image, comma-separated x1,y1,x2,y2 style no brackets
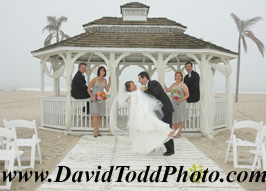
169,123,179,137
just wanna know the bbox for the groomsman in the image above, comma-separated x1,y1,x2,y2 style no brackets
184,62,200,103
71,62,90,114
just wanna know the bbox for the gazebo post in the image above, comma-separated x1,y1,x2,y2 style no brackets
52,61,58,96
187,53,215,137
224,60,233,130
64,51,87,132
64,51,74,132
109,52,117,104
157,53,165,86
40,57,45,97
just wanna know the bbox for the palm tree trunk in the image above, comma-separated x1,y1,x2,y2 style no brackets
235,36,241,102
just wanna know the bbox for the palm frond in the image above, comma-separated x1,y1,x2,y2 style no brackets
57,16,68,29
245,17,263,28
44,33,55,47
42,25,56,34
59,31,70,41
47,16,57,26
230,13,241,31
246,30,265,57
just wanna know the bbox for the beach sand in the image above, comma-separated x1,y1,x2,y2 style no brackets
0,91,265,190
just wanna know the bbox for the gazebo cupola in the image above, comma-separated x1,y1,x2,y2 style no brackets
120,2,150,21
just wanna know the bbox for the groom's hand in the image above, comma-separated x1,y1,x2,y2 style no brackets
141,86,146,92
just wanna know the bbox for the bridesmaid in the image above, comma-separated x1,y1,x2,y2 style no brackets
164,71,189,137
88,66,110,137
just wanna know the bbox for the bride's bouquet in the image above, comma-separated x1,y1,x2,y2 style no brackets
171,89,182,100
95,92,107,103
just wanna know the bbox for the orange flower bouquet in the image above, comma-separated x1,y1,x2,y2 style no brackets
95,92,107,103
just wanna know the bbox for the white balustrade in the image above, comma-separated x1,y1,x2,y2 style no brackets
41,96,227,134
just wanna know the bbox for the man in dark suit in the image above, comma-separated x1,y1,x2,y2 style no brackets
71,62,90,114
184,62,200,103
138,71,175,156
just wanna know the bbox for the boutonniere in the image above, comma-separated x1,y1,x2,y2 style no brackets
145,87,149,91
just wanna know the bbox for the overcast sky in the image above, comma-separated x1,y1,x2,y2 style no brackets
0,0,265,93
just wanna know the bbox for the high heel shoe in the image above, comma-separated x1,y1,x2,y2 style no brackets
94,132,97,138
97,131,102,136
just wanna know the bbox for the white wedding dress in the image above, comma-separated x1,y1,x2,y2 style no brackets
110,89,172,154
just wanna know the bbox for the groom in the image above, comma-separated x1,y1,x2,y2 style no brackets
138,71,175,156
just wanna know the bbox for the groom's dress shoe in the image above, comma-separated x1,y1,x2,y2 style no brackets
164,152,174,156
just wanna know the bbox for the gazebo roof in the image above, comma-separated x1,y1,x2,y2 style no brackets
120,2,150,9
120,2,150,14
32,30,236,56
83,17,186,28
32,1,237,59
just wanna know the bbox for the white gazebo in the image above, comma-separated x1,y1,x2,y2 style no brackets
31,2,237,137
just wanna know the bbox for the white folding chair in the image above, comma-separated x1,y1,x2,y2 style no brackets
4,119,42,169
225,120,263,169
0,127,23,190
250,125,266,171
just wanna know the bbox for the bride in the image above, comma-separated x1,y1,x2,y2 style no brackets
110,81,177,154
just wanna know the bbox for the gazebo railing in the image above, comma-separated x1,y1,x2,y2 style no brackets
213,97,227,129
41,96,227,134
184,102,200,132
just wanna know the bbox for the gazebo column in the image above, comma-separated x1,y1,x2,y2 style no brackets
86,54,93,82
64,52,74,132
40,56,48,128
222,58,233,130
210,58,233,130
142,52,164,85
63,51,87,132
52,61,58,96
143,52,178,86
157,53,165,85
117,64,130,89
187,53,214,137
95,52,131,105
40,57,46,96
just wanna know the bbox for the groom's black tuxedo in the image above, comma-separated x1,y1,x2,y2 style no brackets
146,80,174,115
145,80,175,154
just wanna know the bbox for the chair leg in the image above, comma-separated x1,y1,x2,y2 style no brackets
225,142,231,163
6,153,15,190
30,144,36,169
233,135,238,168
37,143,42,164
251,152,259,171
16,153,22,171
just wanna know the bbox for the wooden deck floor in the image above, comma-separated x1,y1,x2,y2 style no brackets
37,136,245,191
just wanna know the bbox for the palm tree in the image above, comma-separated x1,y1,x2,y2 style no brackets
42,16,70,47
42,16,70,95
230,13,264,102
